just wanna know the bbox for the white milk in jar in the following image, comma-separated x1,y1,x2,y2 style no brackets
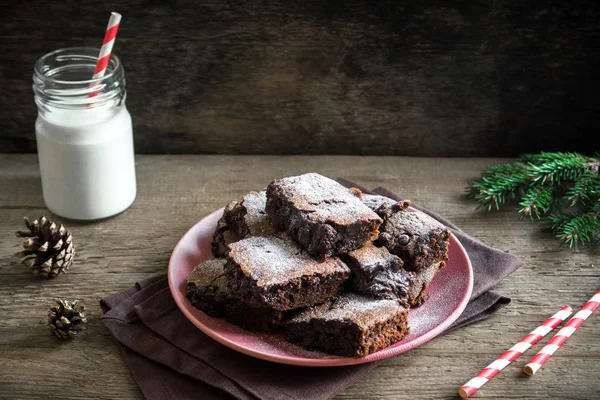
33,47,136,220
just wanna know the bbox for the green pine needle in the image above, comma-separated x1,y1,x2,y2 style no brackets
468,152,600,248
518,184,554,219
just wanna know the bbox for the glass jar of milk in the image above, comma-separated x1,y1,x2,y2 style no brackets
33,47,136,220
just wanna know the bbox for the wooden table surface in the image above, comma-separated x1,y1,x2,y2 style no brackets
1,154,598,399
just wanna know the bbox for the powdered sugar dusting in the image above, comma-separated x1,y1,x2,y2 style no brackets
274,173,381,224
242,191,276,236
347,243,397,266
242,191,267,214
386,209,446,234
362,194,394,211
336,293,399,313
228,235,349,286
290,293,406,329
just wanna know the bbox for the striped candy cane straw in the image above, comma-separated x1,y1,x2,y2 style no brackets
523,290,600,376
458,305,573,398
88,12,121,98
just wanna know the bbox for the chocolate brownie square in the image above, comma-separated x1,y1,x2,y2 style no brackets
375,202,451,272
186,258,230,317
212,191,277,257
224,235,350,311
341,243,415,306
342,243,446,307
265,173,382,258
284,293,410,357
186,258,284,332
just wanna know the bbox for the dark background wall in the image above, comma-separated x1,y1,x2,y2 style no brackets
1,0,599,156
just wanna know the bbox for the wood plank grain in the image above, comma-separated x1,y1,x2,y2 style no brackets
1,1,598,155
0,154,598,399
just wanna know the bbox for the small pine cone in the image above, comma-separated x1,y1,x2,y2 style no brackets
15,216,75,278
48,299,87,339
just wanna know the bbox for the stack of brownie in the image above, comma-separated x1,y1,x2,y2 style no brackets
187,173,451,357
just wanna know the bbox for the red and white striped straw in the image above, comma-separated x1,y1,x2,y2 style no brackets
88,12,121,99
92,12,121,80
523,290,600,376
458,305,573,398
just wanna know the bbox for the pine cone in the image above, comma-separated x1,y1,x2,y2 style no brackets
48,299,87,339
15,216,75,277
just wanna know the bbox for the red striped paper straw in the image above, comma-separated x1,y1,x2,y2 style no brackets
458,305,573,398
523,290,600,376
88,12,121,98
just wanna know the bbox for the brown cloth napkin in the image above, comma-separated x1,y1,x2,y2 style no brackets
100,183,522,400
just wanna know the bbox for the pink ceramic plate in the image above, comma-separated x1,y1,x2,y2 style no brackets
169,207,473,367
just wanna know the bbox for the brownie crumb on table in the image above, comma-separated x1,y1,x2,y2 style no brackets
186,258,284,332
224,235,350,311
265,173,382,258
211,191,277,257
375,202,451,272
284,293,410,357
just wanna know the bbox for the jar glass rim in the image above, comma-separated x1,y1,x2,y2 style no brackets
34,47,122,85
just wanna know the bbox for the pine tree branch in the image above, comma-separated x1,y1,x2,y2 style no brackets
466,162,529,210
547,211,600,249
525,152,590,185
467,151,600,248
